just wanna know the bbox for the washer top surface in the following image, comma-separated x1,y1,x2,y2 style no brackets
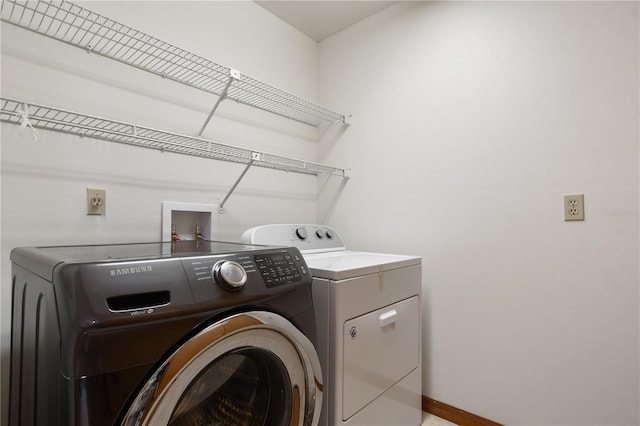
11,239,313,331
10,240,273,278
14,240,271,262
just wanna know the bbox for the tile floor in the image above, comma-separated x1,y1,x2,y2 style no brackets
422,412,458,425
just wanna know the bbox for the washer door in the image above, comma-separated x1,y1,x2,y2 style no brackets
120,311,322,426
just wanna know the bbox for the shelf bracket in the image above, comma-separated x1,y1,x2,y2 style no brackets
198,68,241,136
18,103,38,140
218,152,261,212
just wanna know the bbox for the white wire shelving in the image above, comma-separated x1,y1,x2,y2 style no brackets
0,97,346,176
0,0,347,129
1,0,351,209
0,98,348,208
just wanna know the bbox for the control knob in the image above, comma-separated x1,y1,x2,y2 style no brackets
295,227,308,240
212,260,247,291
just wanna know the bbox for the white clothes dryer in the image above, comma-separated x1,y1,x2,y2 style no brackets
242,224,422,426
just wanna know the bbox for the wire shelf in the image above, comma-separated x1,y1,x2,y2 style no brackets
0,97,348,177
0,0,346,127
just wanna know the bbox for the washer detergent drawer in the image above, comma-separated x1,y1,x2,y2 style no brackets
342,295,420,421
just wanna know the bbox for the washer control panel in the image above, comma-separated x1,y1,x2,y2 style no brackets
242,224,346,253
182,247,310,300
254,251,307,287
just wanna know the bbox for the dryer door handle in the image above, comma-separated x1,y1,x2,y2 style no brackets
379,309,397,327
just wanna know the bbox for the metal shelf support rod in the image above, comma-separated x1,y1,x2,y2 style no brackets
219,152,260,212
198,69,239,136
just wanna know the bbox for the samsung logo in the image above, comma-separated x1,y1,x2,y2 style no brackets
109,265,153,276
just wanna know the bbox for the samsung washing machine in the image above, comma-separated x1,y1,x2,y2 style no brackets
9,239,322,425
242,225,422,426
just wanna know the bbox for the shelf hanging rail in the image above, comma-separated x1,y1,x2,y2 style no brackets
0,0,347,128
0,97,348,180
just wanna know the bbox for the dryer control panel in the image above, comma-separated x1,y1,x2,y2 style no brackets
242,224,346,253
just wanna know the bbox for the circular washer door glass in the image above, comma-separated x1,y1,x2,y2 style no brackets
169,349,290,426
120,311,322,426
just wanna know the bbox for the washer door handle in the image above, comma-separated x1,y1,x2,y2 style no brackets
379,309,397,327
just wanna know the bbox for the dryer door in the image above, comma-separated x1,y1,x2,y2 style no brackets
342,295,420,421
120,311,322,426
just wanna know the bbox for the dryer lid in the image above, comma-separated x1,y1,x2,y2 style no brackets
303,251,421,280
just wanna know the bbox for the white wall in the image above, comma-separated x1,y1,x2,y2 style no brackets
319,1,639,425
0,2,327,423
2,2,639,425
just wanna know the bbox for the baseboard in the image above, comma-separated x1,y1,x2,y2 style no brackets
422,396,503,426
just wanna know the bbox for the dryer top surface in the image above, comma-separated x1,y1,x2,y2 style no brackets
303,250,421,281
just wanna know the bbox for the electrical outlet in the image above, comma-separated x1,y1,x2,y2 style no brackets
87,188,106,216
564,194,584,221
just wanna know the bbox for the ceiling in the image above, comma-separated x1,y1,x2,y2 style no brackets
255,1,398,42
